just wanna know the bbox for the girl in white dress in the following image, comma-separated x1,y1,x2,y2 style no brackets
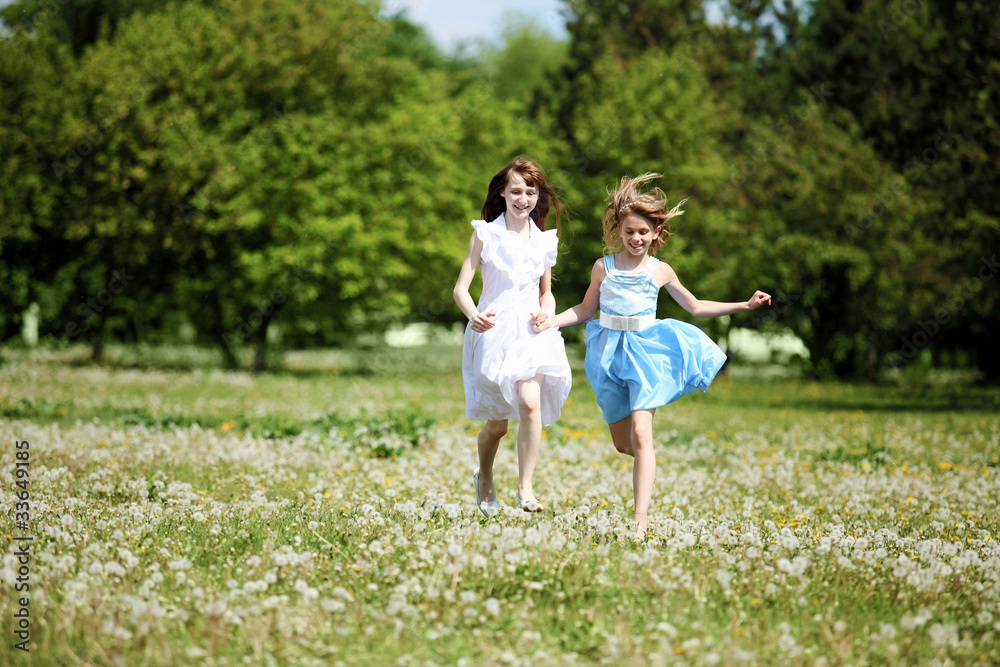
453,158,572,517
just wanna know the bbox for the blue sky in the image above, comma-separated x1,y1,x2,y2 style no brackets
387,0,569,51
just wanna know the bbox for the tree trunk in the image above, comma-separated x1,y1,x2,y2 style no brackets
130,307,143,343
253,311,274,373
91,315,107,362
975,338,1000,383
213,296,239,370
218,333,239,370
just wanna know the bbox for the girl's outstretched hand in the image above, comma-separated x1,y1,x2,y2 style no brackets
531,311,552,332
470,311,497,332
747,290,772,310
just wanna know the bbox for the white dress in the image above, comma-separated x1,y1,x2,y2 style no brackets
462,213,572,425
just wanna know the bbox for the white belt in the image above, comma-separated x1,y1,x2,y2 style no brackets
599,311,655,331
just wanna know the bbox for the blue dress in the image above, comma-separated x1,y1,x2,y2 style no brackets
584,255,727,424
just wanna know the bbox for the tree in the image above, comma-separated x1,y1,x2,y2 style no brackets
722,94,932,378
542,46,736,331
478,14,569,108
0,26,91,345
789,0,1000,378
73,0,460,368
0,0,214,56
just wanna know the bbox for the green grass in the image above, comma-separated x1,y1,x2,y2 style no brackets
1,344,999,666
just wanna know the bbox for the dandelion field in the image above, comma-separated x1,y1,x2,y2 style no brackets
2,346,999,666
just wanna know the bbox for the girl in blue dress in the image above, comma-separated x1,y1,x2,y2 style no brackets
533,173,771,539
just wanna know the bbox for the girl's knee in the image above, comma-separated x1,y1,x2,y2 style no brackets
518,393,540,417
630,425,652,450
484,420,508,438
613,438,631,455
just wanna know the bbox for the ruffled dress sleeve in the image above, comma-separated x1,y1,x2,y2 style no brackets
472,218,523,279
470,219,496,265
538,228,559,270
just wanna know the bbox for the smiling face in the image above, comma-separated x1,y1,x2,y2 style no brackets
501,170,538,223
618,213,662,257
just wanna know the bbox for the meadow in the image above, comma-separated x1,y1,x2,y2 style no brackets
2,345,999,666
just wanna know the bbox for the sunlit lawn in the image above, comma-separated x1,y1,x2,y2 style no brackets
2,344,998,666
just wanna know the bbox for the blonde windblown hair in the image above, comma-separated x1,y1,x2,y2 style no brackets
602,173,687,255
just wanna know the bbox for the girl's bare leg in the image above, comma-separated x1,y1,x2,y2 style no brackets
629,408,657,537
608,415,634,456
477,419,508,503
516,374,544,501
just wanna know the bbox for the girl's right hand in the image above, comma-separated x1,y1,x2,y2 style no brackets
470,311,497,332
746,290,772,310
531,311,553,333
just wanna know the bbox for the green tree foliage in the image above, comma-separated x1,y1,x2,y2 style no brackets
722,95,932,378
1,0,995,379
0,27,87,342
478,15,569,107
788,0,1000,377
547,0,984,380
0,0,175,56
1,0,546,369
552,0,708,148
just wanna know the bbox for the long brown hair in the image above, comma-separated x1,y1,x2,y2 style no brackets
602,173,686,255
481,157,563,235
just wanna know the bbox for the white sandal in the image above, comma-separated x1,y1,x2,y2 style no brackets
517,493,543,513
630,519,647,541
473,468,500,518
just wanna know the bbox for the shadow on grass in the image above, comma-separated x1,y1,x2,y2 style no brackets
1,398,435,458
705,382,1000,413
24,343,465,379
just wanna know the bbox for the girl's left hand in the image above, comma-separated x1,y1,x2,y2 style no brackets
531,311,552,332
747,290,772,310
